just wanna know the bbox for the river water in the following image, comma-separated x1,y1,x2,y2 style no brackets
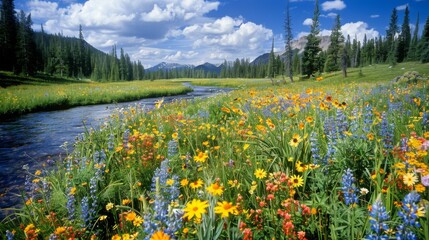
0,83,232,218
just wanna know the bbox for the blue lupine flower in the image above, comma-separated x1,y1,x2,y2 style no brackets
81,196,90,227
6,230,14,240
396,192,422,240
335,109,348,139
144,159,182,240
107,133,115,151
363,104,373,134
349,107,359,137
66,187,75,220
341,169,359,206
123,129,130,149
379,112,394,153
168,139,178,157
422,112,428,130
310,132,321,164
366,199,390,240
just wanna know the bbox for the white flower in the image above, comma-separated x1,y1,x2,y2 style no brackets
360,188,369,195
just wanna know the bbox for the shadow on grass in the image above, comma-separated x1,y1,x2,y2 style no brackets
0,71,88,88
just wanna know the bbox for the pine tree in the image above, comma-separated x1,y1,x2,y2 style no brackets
267,37,276,82
16,10,36,75
284,0,293,82
396,6,411,62
0,0,17,71
386,8,399,65
301,0,321,77
407,13,420,61
420,16,429,63
324,15,343,72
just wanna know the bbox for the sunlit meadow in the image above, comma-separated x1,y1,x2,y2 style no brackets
1,63,429,239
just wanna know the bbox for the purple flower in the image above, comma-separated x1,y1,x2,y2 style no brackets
422,175,429,187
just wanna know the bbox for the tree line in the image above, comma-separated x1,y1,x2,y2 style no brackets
0,0,144,81
2,0,429,81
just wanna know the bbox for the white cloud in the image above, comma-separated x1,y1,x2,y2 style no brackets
321,0,346,11
164,50,198,61
396,4,408,11
303,18,313,26
370,14,380,18
341,21,379,42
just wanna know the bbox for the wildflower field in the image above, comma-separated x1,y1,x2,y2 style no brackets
1,63,429,239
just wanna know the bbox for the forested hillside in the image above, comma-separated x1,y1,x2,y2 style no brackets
0,0,144,81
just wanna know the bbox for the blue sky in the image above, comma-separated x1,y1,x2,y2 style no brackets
15,0,429,67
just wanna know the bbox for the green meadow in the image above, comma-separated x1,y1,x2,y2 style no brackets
1,62,429,240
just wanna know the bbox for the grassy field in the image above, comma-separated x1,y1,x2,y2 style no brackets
1,62,429,239
0,74,192,119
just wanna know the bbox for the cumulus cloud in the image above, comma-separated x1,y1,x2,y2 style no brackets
396,4,408,11
303,18,313,26
341,21,379,42
321,0,346,11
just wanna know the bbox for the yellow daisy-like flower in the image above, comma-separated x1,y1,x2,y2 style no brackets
122,199,131,205
295,161,307,173
54,226,66,235
289,134,303,147
180,178,189,187
183,199,209,220
150,230,170,240
206,182,224,196
111,234,121,240
189,179,204,189
125,211,137,222
106,202,114,211
290,175,304,187
306,116,314,123
403,172,418,187
214,201,238,218
254,168,267,179
172,132,178,140
166,179,175,186
35,170,42,176
193,151,208,163
133,216,144,226
415,183,425,193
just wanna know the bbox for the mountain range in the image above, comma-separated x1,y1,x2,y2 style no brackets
146,35,331,73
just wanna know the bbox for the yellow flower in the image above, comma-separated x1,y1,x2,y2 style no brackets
214,201,238,218
206,182,224,196
122,199,131,205
125,211,137,222
416,206,426,217
54,226,66,235
189,179,204,189
254,168,267,179
306,116,314,123
133,216,144,226
106,202,114,211
193,151,208,163
295,161,307,172
289,134,303,147
180,178,189,187
35,170,42,176
112,234,121,240
150,230,171,240
166,179,175,186
290,175,304,187
367,133,374,141
172,132,178,139
70,187,77,195
415,184,425,193
402,172,418,187
183,199,209,220
99,215,108,221
24,224,35,233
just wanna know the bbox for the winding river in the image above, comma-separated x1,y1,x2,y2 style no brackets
0,83,232,218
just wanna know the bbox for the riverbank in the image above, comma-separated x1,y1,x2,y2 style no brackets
0,77,193,120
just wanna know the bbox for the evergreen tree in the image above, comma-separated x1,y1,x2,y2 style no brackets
284,0,293,82
396,6,411,62
407,13,419,61
16,10,36,75
420,16,429,63
0,0,17,71
267,37,276,80
292,52,301,75
324,15,343,72
386,8,399,65
301,0,321,77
